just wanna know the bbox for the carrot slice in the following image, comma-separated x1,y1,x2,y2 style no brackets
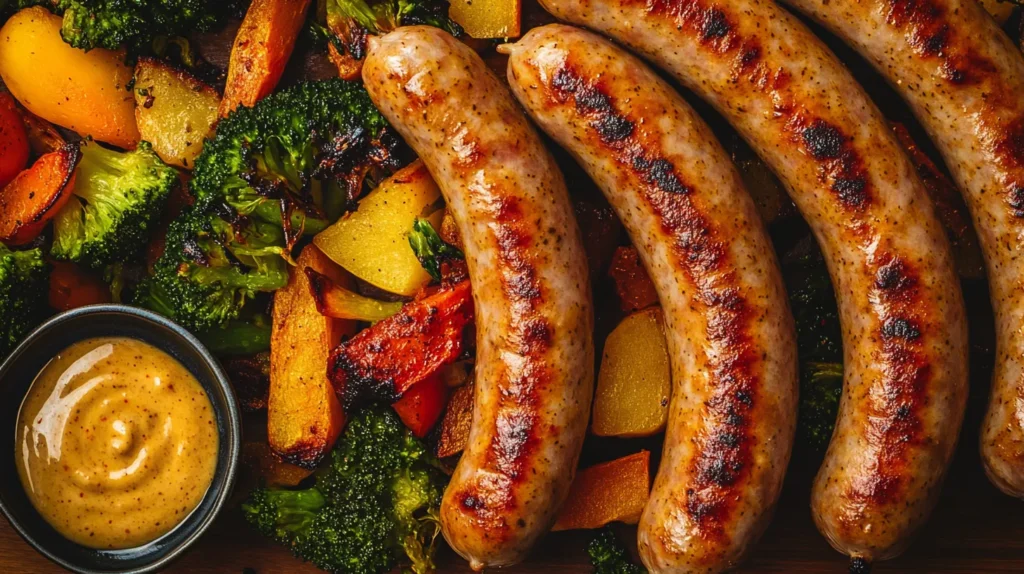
0,143,80,245
220,0,312,116
328,280,474,407
553,451,651,531
0,93,29,187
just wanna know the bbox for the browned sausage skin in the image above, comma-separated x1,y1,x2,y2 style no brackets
777,0,1024,500
362,26,594,570
537,0,969,567
503,24,799,572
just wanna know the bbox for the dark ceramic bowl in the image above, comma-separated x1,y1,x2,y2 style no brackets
0,305,241,574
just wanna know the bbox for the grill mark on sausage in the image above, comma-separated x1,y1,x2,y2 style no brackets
546,62,761,537
625,0,873,211
452,193,552,529
885,0,997,85
842,253,929,508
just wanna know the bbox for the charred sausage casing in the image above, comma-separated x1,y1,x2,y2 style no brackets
504,24,798,573
361,26,594,570
537,0,969,565
778,0,1024,500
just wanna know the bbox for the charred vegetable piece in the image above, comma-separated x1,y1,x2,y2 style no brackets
305,267,403,322
0,7,139,149
328,280,473,408
133,57,221,169
51,141,176,268
553,451,650,531
52,0,246,52
220,0,311,116
592,307,670,438
192,78,398,248
222,352,271,412
269,245,354,468
0,143,80,246
132,204,288,332
312,0,462,77
313,160,443,297
243,405,447,574
0,242,47,359
391,373,448,438
435,380,473,458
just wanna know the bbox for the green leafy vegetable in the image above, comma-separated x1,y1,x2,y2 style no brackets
408,218,462,283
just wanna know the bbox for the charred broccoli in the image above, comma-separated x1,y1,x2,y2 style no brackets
133,205,287,332
313,0,462,62
0,244,48,358
51,141,175,269
52,0,247,52
136,79,397,332
784,239,844,453
408,219,462,283
587,528,644,574
243,405,446,574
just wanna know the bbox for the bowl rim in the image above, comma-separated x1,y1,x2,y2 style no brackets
0,304,242,574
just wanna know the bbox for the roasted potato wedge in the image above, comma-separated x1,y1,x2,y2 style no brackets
220,0,312,116
553,451,651,531
268,244,356,468
592,307,671,438
0,7,139,149
134,58,220,169
0,144,80,245
314,160,444,296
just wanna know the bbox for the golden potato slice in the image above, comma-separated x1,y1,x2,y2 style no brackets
268,244,355,468
133,58,220,169
314,160,443,296
449,0,521,38
592,307,671,437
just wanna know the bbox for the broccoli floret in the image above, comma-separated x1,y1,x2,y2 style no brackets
51,141,175,269
784,239,844,453
242,405,446,574
133,205,287,332
0,245,48,359
191,78,400,242
408,218,462,283
587,528,644,574
53,0,244,52
314,0,462,61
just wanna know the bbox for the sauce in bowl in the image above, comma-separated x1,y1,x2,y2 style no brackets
14,337,218,549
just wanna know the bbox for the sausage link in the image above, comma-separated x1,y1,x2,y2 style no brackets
777,0,1024,500
538,0,969,566
361,26,594,570
503,24,798,573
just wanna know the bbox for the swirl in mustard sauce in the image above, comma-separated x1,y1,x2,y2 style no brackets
15,337,218,549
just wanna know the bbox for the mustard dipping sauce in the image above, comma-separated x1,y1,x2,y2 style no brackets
14,337,219,550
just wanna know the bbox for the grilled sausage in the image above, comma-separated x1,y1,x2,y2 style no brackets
361,26,594,570
537,0,969,567
502,24,798,572
777,0,1024,500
